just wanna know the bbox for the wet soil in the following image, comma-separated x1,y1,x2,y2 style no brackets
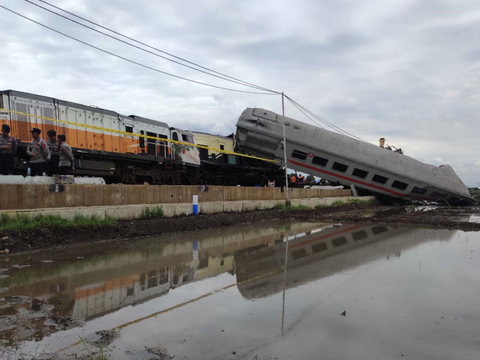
1,202,479,254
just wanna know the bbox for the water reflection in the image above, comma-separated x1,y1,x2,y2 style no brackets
0,222,454,350
237,225,453,300
0,222,320,345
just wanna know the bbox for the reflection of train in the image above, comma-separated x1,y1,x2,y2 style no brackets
0,90,283,185
0,222,456,345
236,108,474,204
0,222,316,344
235,224,455,299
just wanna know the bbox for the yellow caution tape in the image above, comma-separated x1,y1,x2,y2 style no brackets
0,108,279,163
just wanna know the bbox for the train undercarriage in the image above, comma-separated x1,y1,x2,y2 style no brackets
12,144,283,186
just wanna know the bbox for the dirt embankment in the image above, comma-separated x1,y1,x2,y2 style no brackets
1,203,479,254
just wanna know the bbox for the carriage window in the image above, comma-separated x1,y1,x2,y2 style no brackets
332,162,348,172
372,226,388,235
125,126,133,133
411,187,427,194
352,168,368,178
292,149,307,160
352,231,368,241
220,145,225,150
292,249,307,260
332,237,348,247
312,156,328,166
392,180,408,190
312,242,328,253
182,134,188,141
372,174,388,184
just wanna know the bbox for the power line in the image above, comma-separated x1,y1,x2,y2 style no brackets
285,97,323,128
30,0,280,94
286,95,367,142
26,0,279,94
0,5,276,95
4,3,367,142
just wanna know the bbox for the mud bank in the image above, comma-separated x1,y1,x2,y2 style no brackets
1,203,479,254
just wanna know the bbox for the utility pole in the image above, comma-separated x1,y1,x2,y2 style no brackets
282,92,289,202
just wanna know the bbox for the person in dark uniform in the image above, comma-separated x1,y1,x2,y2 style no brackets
0,124,17,175
58,135,74,175
46,129,60,176
27,128,50,176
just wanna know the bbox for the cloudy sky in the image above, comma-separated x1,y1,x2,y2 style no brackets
1,0,479,186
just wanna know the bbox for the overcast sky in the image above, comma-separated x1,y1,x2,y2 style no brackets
1,0,479,186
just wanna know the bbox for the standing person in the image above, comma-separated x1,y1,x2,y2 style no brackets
0,124,17,175
58,135,74,175
46,129,60,176
290,173,297,188
26,128,50,176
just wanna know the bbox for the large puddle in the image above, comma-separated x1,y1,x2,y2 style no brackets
1,221,479,359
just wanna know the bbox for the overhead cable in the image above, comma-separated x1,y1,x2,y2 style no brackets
285,97,323,128
0,5,276,95
29,0,280,94
286,95,367,142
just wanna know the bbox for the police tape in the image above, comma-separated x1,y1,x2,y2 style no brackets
0,108,279,163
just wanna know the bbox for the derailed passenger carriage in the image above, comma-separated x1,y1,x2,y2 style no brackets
235,108,474,204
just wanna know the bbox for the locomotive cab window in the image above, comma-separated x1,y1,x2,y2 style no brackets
125,126,133,133
172,132,179,141
292,149,307,160
332,162,348,172
182,134,188,142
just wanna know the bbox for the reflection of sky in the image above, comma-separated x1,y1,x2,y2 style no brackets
11,228,480,360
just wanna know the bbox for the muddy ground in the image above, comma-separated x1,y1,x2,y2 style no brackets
1,202,479,254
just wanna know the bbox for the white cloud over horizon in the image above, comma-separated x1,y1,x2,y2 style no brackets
0,0,479,185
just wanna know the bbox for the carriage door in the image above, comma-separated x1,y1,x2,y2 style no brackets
171,131,179,160
147,132,156,156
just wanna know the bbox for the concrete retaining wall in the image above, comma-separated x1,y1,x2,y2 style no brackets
0,184,351,211
0,196,375,221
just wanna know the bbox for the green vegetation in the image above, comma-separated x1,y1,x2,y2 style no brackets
274,198,374,211
142,206,164,219
274,202,311,211
331,198,374,207
0,213,115,232
79,336,106,360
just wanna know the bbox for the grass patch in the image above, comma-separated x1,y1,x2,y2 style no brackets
274,198,374,211
0,213,115,232
142,206,164,219
273,202,311,211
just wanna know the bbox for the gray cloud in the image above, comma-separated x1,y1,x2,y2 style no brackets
1,0,479,185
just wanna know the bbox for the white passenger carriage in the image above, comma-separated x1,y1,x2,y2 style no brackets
236,108,474,204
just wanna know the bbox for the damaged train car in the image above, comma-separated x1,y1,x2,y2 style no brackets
235,108,474,205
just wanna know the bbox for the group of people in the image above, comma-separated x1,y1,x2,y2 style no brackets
0,125,74,176
290,173,305,188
